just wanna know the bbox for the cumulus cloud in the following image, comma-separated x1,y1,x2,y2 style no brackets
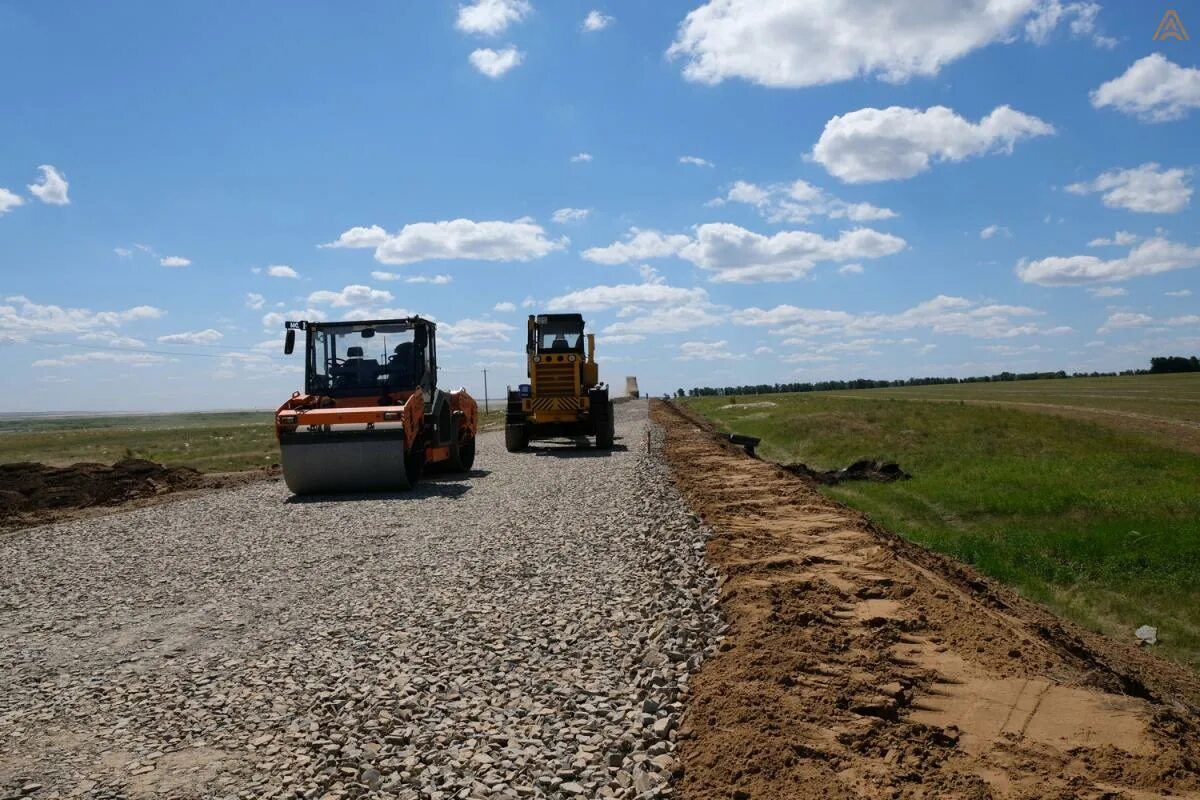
603,305,721,336
440,318,517,345
1091,54,1200,123
581,10,613,32
1065,164,1191,214
33,351,170,368
158,329,224,345
1017,237,1200,286
0,188,24,215
1086,286,1127,298
493,301,517,312
1087,231,1139,247
245,293,265,310
711,178,897,223
456,0,530,35
545,280,708,314
404,274,453,285
1098,312,1153,333
679,155,714,167
1024,1,1113,47
679,223,906,283
676,340,743,361
570,152,593,163
980,224,1011,239
262,308,327,332
469,47,524,78
602,334,645,345
581,228,691,265
666,0,1093,88
320,225,390,249
308,285,394,308
160,256,191,268
839,263,863,275
551,207,590,224
812,105,1054,183
734,295,1057,340
325,218,565,266
1166,289,1192,298
0,296,163,341
265,264,300,279
78,331,147,348
28,165,70,205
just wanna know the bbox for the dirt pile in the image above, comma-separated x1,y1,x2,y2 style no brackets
653,401,1200,799
782,458,910,485
0,459,267,529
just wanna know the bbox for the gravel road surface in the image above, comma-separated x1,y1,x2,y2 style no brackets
1,401,721,799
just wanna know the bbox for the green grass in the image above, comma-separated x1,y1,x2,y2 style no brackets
0,407,509,472
684,377,1200,668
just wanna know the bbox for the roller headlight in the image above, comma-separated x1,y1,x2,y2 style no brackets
278,414,298,425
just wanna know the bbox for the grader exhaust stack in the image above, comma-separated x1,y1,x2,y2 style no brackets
274,317,478,495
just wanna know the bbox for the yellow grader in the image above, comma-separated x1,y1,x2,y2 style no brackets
505,313,614,451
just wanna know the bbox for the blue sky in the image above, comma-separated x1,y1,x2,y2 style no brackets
1,1,1198,411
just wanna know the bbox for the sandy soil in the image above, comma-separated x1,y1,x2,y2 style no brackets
654,401,1200,799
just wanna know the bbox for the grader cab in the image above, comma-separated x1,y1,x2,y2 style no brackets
505,313,614,451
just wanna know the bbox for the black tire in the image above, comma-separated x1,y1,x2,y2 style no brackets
592,388,614,450
505,423,529,452
447,416,476,472
403,440,425,487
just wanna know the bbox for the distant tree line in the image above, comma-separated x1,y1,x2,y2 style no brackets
676,356,1197,398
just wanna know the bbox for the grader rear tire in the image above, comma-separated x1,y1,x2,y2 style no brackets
505,423,529,452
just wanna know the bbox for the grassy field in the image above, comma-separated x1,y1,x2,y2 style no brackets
684,373,1200,668
0,407,508,473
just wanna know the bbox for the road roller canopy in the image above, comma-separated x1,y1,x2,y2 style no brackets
288,317,438,397
529,314,585,353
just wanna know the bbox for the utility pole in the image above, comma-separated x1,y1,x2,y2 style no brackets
482,369,489,414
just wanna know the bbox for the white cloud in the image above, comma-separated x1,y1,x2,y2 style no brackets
813,105,1054,183
469,46,524,78
33,351,170,368
604,305,721,336
1098,312,1153,333
601,334,645,345
320,225,389,249
1087,231,1139,247
1091,54,1200,123
1066,164,1191,214
666,0,1085,88
28,165,70,205
1086,286,1127,298
494,301,517,312
440,318,517,344
838,263,863,275
1017,237,1200,286
546,280,708,313
0,188,24,215
677,340,743,361
679,223,906,283
712,178,897,223
1168,315,1200,326
262,308,327,331
1025,1,1113,48
582,228,692,265
1166,289,1192,298
581,10,613,32
0,296,164,341
735,295,1056,340
158,329,224,345
570,152,593,163
679,155,714,167
78,330,147,348
980,224,1011,239
308,285,394,308
245,293,265,310
552,207,591,224
114,247,133,257
405,274,453,285
754,346,774,355
264,264,299,279
326,218,566,266
160,256,191,268
456,0,530,35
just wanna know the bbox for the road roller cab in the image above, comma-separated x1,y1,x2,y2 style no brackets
275,317,478,494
